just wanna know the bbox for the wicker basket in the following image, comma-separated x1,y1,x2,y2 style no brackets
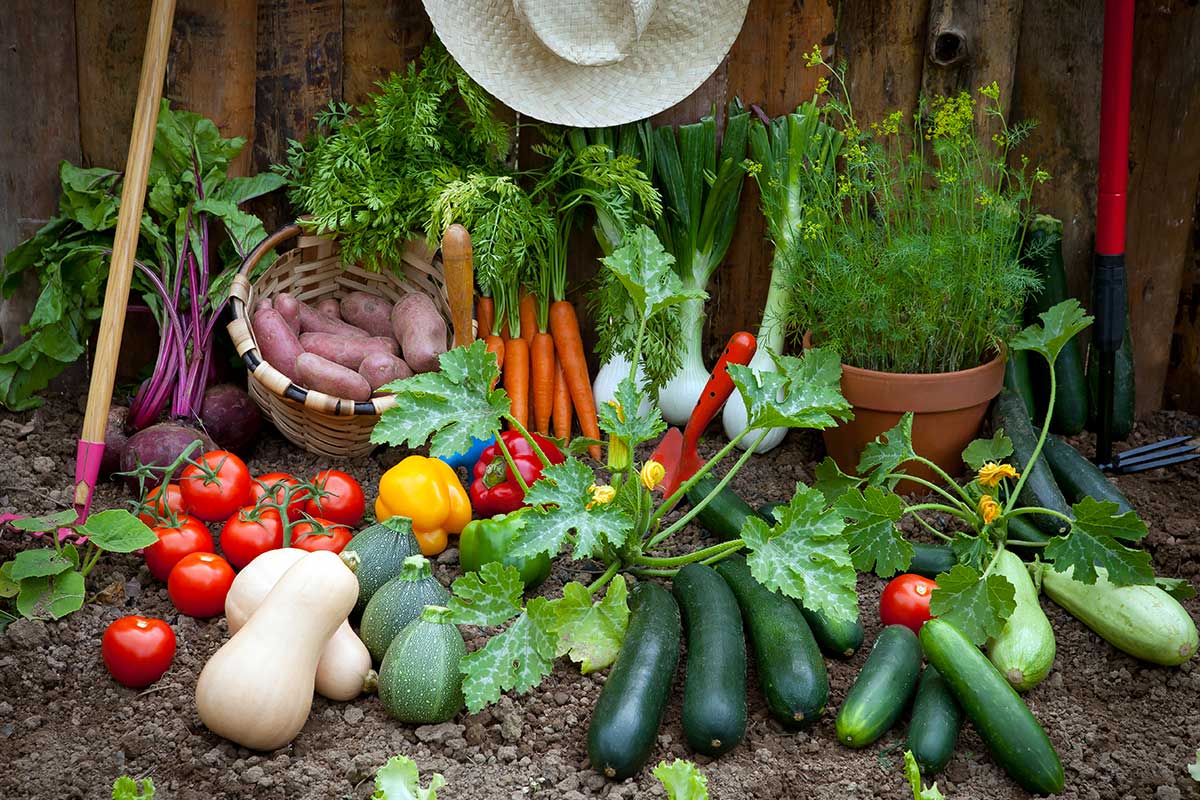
227,223,454,458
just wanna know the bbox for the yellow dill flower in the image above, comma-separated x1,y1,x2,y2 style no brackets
640,461,666,491
979,495,1001,525
587,484,617,510
815,76,829,95
979,81,1001,101
978,462,1019,487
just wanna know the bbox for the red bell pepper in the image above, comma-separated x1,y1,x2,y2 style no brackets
470,431,565,517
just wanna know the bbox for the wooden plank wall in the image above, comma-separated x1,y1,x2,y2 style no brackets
2,0,1199,416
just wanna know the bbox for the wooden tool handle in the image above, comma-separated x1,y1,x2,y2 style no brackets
442,224,475,349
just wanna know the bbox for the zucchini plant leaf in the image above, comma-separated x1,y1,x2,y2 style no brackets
836,487,911,578
78,509,158,553
519,460,634,560
601,225,703,320
112,775,156,800
727,347,852,432
11,548,74,580
16,569,86,620
740,483,858,623
372,754,445,800
550,576,630,674
951,532,989,571
812,456,861,507
653,759,709,800
371,341,510,458
1009,299,1092,364
904,751,946,800
961,429,1014,471
458,597,558,712
8,509,78,533
929,564,1016,645
597,376,666,451
1045,497,1152,586
439,562,524,627
857,412,917,484
0,562,18,599
1156,576,1197,602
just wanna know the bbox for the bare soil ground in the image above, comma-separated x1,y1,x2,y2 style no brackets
1,394,1198,800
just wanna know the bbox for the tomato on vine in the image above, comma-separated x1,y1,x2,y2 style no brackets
880,573,938,633
180,450,252,522
303,470,365,527
291,518,353,554
144,517,214,582
102,616,176,688
220,507,284,570
138,483,188,526
250,472,307,521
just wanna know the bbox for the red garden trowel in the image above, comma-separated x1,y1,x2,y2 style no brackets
650,331,757,496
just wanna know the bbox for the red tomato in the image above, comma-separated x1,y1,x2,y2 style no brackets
880,573,938,633
303,470,365,527
143,517,214,582
138,483,189,526
249,472,308,521
102,616,177,688
168,552,235,618
179,450,252,522
291,518,353,554
220,507,284,570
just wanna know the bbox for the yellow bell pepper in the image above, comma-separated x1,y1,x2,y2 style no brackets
375,456,472,556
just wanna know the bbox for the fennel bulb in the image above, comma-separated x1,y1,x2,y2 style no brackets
723,276,789,452
593,352,651,415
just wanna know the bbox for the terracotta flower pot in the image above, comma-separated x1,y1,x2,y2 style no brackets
813,338,1006,491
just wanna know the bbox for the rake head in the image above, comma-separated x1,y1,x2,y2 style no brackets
1100,435,1200,474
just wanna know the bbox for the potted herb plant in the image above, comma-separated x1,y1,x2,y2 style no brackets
784,49,1049,484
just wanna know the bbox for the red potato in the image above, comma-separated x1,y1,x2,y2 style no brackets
252,306,304,381
295,352,372,401
273,292,301,333
359,351,413,391
340,291,395,339
298,332,398,370
296,298,370,337
316,298,342,320
254,298,273,315
391,293,447,373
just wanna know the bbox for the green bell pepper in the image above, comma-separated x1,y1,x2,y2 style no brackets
458,510,550,590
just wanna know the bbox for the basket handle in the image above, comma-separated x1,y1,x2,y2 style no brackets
239,223,303,278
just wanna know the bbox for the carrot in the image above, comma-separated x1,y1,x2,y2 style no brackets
531,331,555,435
552,358,573,441
519,292,538,346
498,318,511,341
476,297,494,342
549,300,601,460
484,334,505,390
503,336,530,429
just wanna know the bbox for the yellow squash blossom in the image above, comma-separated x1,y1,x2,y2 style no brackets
978,462,1020,488
640,460,666,491
979,495,1001,525
587,484,617,510
605,401,630,472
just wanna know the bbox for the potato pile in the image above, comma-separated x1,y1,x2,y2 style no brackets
252,291,447,401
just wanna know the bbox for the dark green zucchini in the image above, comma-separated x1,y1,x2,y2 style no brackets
1024,215,1088,435
686,475,757,542
920,619,1064,795
758,501,864,659
909,542,957,578
907,666,962,776
835,625,922,748
991,390,1071,537
715,556,828,728
672,564,746,757
1004,348,1037,421
1087,323,1135,442
1042,435,1133,514
588,582,681,780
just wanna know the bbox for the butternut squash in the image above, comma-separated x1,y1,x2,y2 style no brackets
225,548,375,701
196,550,358,750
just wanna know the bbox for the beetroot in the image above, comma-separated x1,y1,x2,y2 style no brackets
199,383,262,456
120,423,216,490
101,405,131,477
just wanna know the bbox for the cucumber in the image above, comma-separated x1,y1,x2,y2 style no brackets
909,542,957,578
1004,348,1037,420
378,617,466,724
759,502,864,658
588,582,681,779
991,390,1071,536
360,555,451,662
686,474,757,541
1040,563,1198,666
906,666,962,777
920,619,1065,795
715,556,828,728
1042,435,1133,514
342,519,422,617
672,564,746,757
984,549,1055,691
835,625,922,748
1024,215,1088,435
1087,323,1135,442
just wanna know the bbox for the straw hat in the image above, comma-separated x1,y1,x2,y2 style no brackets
423,0,751,127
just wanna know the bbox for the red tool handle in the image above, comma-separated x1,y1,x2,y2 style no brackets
681,331,757,451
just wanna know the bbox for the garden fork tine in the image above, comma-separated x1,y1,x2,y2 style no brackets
1103,436,1200,473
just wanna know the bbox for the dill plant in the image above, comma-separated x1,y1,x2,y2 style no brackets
783,48,1049,374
